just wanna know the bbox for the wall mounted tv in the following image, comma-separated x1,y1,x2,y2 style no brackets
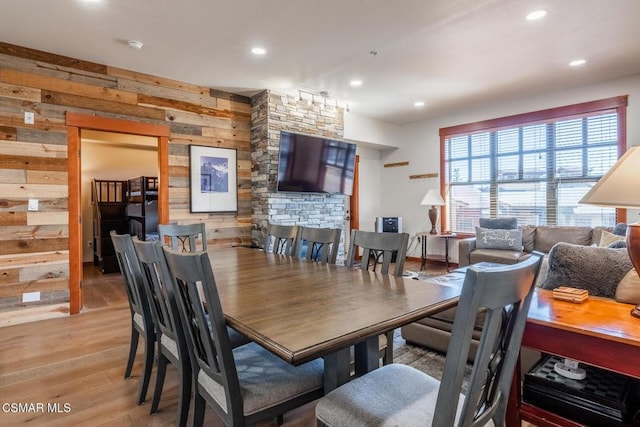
276,131,357,196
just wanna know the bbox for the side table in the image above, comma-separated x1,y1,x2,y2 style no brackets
418,232,457,272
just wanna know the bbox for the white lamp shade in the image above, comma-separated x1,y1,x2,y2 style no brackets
579,146,640,208
420,189,445,206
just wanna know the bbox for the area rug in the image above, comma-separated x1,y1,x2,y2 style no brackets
391,329,471,393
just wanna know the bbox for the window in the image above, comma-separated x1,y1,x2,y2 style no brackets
440,96,627,233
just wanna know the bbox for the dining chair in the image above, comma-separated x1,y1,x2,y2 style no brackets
263,223,299,255
133,239,252,426
162,247,325,427
110,231,156,406
158,222,207,252
316,253,543,427
346,229,410,364
295,226,341,263
132,239,192,426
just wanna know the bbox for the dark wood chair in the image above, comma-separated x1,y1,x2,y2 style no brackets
264,223,299,255
162,247,325,427
316,254,543,427
132,239,191,426
346,229,410,365
133,239,252,426
110,231,155,406
295,226,341,264
158,222,207,252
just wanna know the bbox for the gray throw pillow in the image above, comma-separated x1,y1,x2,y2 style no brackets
612,222,628,236
479,217,517,230
541,242,633,298
608,240,627,249
475,227,523,250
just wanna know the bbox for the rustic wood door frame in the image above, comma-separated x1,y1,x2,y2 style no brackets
66,113,170,314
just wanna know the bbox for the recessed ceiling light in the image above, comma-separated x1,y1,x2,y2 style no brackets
251,47,267,55
569,59,587,67
350,80,363,87
526,9,547,21
414,101,425,107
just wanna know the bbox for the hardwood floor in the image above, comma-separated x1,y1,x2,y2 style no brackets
0,259,534,426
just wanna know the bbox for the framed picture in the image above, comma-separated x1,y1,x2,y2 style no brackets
189,144,237,213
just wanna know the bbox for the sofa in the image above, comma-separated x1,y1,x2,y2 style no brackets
459,225,617,284
400,223,638,361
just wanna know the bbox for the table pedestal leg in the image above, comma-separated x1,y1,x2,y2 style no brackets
323,348,351,393
354,336,380,377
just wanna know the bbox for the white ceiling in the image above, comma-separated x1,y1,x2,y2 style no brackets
2,0,640,125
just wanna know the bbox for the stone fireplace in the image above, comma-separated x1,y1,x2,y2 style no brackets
250,90,348,261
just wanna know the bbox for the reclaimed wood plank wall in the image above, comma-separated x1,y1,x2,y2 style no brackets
0,42,252,314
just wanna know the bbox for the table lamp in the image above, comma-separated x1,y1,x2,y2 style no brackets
579,145,640,318
420,189,445,235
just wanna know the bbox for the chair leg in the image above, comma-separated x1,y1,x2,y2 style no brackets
136,335,155,405
125,326,139,379
383,330,394,365
150,353,168,414
193,393,206,427
176,364,192,427
277,414,284,425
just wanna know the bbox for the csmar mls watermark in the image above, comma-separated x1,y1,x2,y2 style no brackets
2,402,71,413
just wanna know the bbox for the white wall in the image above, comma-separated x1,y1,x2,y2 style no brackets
344,113,400,149
354,146,382,232
346,74,640,261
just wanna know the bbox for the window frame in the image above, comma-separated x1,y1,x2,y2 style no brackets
439,96,628,235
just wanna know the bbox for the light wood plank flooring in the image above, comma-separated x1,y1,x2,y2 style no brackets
0,259,535,426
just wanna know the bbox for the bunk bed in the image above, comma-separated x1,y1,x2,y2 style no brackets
126,176,159,242
92,179,128,274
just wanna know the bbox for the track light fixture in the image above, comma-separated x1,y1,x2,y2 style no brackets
296,89,348,111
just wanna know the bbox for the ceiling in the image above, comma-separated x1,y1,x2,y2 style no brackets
2,0,640,125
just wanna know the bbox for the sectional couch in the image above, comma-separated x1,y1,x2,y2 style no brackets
400,224,635,360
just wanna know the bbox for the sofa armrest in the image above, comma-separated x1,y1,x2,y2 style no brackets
458,237,476,267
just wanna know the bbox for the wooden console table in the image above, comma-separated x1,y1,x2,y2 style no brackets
506,289,640,426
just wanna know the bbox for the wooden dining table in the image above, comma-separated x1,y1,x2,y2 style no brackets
207,246,463,392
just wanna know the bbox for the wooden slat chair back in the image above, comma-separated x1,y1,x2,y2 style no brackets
295,226,341,264
132,239,191,426
264,223,299,255
316,254,543,427
110,231,156,406
346,230,409,277
162,248,324,427
158,222,207,252
345,230,409,364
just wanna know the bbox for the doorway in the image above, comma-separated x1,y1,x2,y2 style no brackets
66,113,170,314
345,155,360,258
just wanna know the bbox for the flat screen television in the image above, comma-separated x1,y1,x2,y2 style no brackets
276,131,356,196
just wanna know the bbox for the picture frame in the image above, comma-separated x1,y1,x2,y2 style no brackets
189,144,237,213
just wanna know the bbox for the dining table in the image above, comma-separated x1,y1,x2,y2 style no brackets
207,246,463,392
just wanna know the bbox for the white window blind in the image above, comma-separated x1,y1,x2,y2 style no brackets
441,97,627,233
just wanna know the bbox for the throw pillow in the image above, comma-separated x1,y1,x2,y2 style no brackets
479,217,517,230
598,230,625,248
608,240,627,249
612,222,628,236
541,243,633,298
475,227,523,250
615,269,640,305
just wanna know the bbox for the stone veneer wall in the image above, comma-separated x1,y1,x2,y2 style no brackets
250,90,348,261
